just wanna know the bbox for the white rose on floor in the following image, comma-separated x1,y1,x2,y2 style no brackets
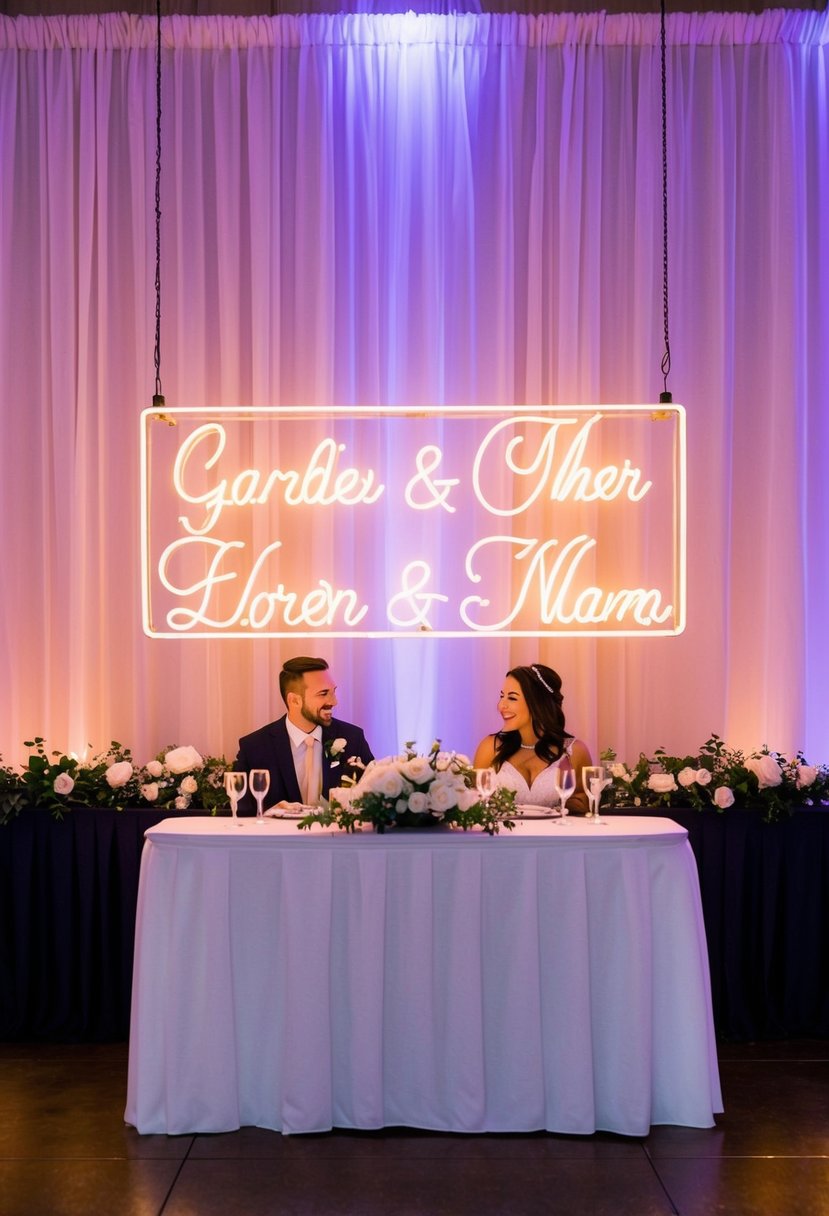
53,773,75,796
165,746,204,774
179,775,198,795
745,754,783,789
141,782,159,802
105,761,133,788
695,768,713,786
407,791,429,814
647,772,678,794
401,756,434,785
714,785,735,808
145,760,163,778
678,766,697,788
796,765,818,789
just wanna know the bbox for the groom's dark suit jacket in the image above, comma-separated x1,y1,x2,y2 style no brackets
234,714,374,812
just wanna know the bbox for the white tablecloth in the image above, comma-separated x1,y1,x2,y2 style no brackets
125,816,722,1137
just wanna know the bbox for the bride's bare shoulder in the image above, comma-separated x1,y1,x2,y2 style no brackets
472,734,498,768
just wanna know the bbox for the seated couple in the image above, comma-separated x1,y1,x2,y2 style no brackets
235,656,592,815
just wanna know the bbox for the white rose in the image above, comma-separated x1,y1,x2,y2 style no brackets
695,768,713,786
329,786,355,810
678,767,697,788
744,754,783,789
453,753,472,768
401,756,435,785
105,761,133,788
174,795,190,810
434,751,453,771
179,775,198,795
395,798,410,815
329,738,347,757
428,782,459,814
796,765,818,789
647,772,677,794
456,786,479,812
714,785,735,809
610,763,631,781
407,791,429,814
141,782,159,802
53,773,75,796
145,759,163,778
375,768,405,799
164,745,204,774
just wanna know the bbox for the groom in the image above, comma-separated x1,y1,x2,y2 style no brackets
234,656,374,812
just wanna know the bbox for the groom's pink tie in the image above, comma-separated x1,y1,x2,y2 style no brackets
301,737,318,804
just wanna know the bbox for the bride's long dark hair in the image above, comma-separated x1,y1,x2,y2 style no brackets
493,664,571,770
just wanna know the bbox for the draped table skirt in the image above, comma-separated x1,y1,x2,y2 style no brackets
125,815,722,1137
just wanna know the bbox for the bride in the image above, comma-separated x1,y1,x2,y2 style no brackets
472,664,592,814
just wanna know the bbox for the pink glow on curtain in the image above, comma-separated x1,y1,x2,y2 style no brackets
1,12,827,767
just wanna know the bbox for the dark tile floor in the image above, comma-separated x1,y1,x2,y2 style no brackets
1,1038,828,1215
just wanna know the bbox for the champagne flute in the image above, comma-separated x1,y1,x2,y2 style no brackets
582,765,611,824
249,769,270,820
475,767,496,805
553,765,576,823
224,770,247,827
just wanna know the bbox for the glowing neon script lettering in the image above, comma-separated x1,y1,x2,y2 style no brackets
173,424,385,535
157,538,369,632
460,536,673,631
472,414,652,517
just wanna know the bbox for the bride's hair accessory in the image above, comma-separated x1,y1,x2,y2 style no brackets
531,665,556,696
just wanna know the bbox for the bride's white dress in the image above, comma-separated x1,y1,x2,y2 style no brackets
496,748,573,807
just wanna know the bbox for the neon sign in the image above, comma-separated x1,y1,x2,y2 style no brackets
140,405,686,638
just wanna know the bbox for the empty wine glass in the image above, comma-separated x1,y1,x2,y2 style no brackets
249,769,270,820
582,765,611,824
475,767,496,804
224,770,247,827
553,765,576,823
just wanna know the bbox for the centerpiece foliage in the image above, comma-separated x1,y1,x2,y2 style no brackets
601,734,829,824
298,740,516,835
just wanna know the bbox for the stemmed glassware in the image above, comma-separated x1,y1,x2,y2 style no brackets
249,769,270,820
582,765,611,824
224,770,247,827
475,767,496,805
553,766,576,823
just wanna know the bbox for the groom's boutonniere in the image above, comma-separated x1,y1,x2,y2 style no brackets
325,738,347,766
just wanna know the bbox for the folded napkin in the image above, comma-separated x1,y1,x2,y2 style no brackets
264,802,310,817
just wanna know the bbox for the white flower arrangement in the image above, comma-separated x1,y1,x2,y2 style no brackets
299,740,516,835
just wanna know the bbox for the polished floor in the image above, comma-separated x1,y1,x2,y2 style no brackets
1,1038,828,1216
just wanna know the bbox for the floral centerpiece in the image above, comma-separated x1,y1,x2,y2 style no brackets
298,740,516,835
601,734,829,824
1,738,230,824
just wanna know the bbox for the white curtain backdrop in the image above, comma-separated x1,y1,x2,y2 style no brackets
1,10,827,769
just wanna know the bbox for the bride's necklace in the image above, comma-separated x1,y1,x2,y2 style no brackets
519,742,536,750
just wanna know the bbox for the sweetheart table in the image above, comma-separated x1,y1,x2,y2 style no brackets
125,815,722,1137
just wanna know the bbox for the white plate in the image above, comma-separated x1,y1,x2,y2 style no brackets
514,804,560,819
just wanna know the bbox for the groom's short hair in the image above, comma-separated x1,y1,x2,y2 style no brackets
279,656,329,704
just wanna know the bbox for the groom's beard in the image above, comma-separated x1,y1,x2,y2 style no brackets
301,703,334,728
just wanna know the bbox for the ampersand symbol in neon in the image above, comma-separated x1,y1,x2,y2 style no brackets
404,445,460,513
386,561,449,629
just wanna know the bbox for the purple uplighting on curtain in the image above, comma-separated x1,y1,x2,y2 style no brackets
1,11,827,767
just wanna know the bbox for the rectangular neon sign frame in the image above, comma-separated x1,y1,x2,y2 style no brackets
140,404,686,639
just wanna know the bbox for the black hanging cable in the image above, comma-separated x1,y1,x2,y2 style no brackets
659,0,672,405
152,0,165,410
